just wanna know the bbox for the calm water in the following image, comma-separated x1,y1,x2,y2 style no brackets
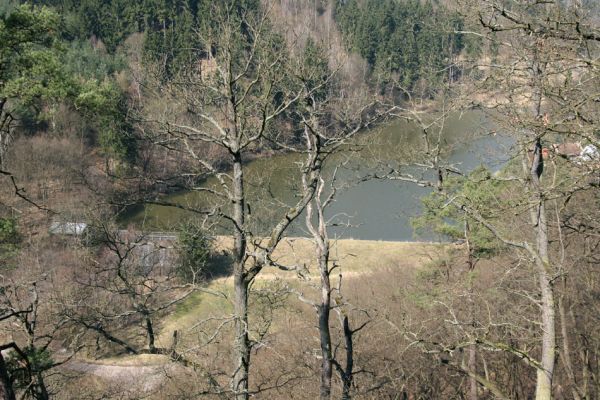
122,111,513,241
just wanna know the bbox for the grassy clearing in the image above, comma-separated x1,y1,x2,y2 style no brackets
157,280,233,348
66,238,449,384
156,238,449,346
213,236,446,278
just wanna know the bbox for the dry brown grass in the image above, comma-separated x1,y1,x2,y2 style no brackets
212,236,446,279
59,238,451,400
156,238,449,347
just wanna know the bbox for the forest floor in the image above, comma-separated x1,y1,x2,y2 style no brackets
61,239,452,397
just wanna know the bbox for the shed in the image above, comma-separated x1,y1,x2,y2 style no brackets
49,222,88,236
552,142,582,158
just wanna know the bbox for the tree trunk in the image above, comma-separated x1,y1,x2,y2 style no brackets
318,251,332,400
306,173,334,400
559,291,581,400
233,274,250,400
465,220,478,400
0,353,15,400
33,372,49,400
526,50,555,398
469,345,478,400
535,265,555,400
231,153,250,400
0,97,12,169
528,138,556,400
340,316,354,400
145,315,156,353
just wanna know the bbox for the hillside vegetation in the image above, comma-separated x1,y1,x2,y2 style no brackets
0,1,599,399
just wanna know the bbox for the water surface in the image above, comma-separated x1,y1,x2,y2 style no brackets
123,111,513,241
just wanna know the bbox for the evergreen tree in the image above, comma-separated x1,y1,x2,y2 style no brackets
334,0,465,94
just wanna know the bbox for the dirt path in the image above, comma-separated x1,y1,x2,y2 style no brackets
65,359,173,392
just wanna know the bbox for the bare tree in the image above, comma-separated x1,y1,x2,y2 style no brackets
64,222,201,358
134,4,334,398
455,1,600,398
289,41,387,397
0,273,79,400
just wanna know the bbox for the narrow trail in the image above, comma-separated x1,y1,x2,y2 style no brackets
65,359,174,392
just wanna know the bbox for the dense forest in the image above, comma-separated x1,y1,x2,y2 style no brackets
334,0,466,92
3,0,463,165
0,0,599,399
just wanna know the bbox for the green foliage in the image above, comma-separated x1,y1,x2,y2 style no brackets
5,0,270,163
25,0,269,84
6,346,53,393
464,32,483,59
75,79,136,162
412,166,505,258
63,40,127,80
40,0,143,52
0,4,75,109
272,37,332,145
75,79,120,111
0,3,136,165
176,222,214,283
142,1,202,77
0,0,18,15
2,50,76,103
32,0,260,70
301,38,331,103
334,0,464,94
406,288,439,309
0,217,18,244
0,217,19,269
65,39,135,163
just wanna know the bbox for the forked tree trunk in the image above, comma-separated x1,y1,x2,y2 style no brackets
306,172,334,400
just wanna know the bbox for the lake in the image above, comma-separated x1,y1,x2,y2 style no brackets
122,111,513,241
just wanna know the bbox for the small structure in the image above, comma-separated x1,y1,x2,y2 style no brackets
552,142,582,159
548,142,599,164
49,222,88,236
579,144,599,162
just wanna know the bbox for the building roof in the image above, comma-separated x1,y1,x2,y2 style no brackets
552,142,582,157
49,222,88,236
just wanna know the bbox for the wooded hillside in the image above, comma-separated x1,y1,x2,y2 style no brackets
0,1,598,399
